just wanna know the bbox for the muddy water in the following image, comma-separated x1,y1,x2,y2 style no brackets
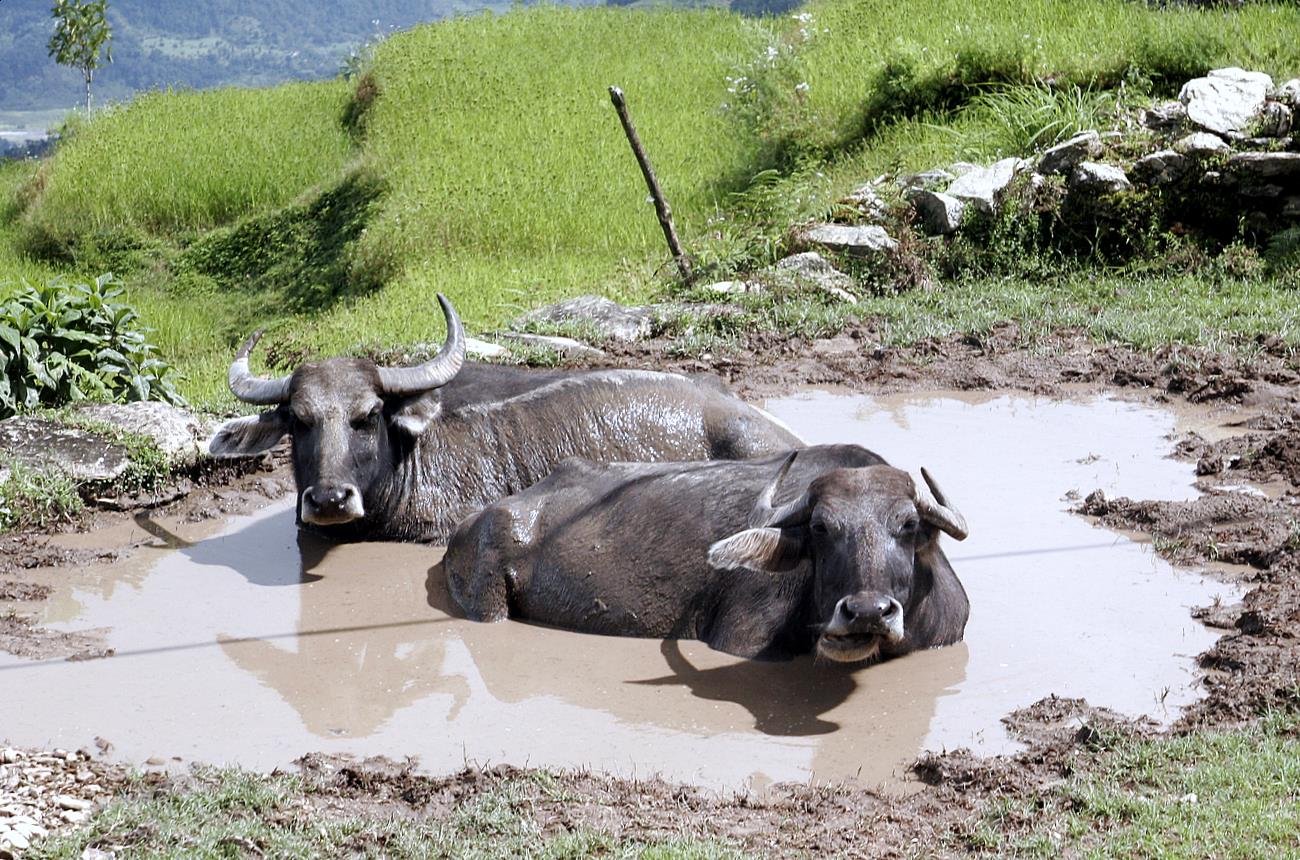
0,392,1239,790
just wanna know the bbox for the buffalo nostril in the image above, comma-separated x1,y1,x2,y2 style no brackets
875,596,896,619
310,486,353,510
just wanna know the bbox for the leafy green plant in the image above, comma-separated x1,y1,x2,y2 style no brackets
0,273,184,418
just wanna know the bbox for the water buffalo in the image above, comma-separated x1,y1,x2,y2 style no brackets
445,445,970,662
207,295,801,542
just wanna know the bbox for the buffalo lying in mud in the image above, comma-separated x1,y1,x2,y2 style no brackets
444,444,970,662
208,295,801,542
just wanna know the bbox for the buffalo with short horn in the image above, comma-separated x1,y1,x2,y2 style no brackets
445,444,969,661
209,295,802,542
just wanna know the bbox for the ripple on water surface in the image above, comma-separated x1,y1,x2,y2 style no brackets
0,392,1241,790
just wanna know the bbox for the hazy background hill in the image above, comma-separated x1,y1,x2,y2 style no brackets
0,0,600,113
0,0,798,116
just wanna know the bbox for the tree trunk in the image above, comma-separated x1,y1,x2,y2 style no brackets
84,67,93,113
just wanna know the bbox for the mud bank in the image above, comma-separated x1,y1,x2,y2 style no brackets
0,336,1297,856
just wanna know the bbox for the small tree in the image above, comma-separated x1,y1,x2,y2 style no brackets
47,0,113,113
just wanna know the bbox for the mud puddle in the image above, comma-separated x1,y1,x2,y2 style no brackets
0,392,1241,791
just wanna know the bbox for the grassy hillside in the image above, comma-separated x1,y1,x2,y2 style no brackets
1,0,1298,406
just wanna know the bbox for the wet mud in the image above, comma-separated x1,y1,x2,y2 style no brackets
1,333,1298,855
0,391,1246,794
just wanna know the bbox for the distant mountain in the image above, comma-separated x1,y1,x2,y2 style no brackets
0,0,585,114
0,0,799,117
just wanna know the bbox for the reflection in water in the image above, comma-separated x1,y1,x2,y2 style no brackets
0,392,1242,790
218,531,469,737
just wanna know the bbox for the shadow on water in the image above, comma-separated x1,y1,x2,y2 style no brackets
630,640,856,736
133,509,320,586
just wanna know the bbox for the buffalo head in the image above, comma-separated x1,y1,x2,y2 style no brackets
208,295,466,528
708,455,968,663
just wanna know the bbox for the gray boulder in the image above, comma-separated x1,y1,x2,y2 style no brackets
74,401,207,468
1277,79,1300,109
1226,152,1300,185
947,161,980,178
1283,197,1300,219
771,251,858,303
800,223,897,257
1070,162,1131,194
1174,132,1230,157
908,189,966,235
514,295,652,342
1257,101,1293,137
1141,101,1187,132
1036,131,1102,176
1179,67,1273,135
1131,150,1190,186
896,169,954,192
0,417,131,485
946,157,1028,215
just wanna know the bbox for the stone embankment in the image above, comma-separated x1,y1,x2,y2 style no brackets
0,746,128,859
825,66,1299,246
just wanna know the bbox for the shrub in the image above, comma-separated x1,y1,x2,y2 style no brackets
0,273,184,417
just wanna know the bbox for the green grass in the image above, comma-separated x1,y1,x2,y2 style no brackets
28,769,748,860
0,458,82,530
753,0,1300,158
1,0,1299,409
18,81,355,250
991,713,1300,858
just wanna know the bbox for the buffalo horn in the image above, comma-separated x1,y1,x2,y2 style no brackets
228,329,291,404
913,467,968,540
377,294,466,395
750,452,812,528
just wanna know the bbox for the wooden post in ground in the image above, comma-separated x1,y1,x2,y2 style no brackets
608,86,694,284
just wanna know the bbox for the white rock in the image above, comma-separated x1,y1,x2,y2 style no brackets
496,333,605,357
1070,162,1132,194
54,795,92,811
1,830,29,851
464,336,509,359
801,223,897,255
1174,132,1229,156
946,157,1028,215
1180,67,1273,135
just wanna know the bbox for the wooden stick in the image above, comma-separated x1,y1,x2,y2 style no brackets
608,86,694,284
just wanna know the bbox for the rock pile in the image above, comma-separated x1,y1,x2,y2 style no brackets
794,67,1299,248
0,746,125,858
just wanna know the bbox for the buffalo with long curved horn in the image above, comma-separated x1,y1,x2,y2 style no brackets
209,294,803,542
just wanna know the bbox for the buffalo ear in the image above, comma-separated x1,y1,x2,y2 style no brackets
208,409,290,457
389,396,442,438
708,527,806,573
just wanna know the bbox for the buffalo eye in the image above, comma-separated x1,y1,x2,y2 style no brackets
898,516,921,537
810,519,830,536
352,405,383,430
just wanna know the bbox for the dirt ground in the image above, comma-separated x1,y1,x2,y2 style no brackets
1,328,1297,857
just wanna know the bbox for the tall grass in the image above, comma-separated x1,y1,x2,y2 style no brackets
744,0,1300,157
20,82,355,246
351,7,768,277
